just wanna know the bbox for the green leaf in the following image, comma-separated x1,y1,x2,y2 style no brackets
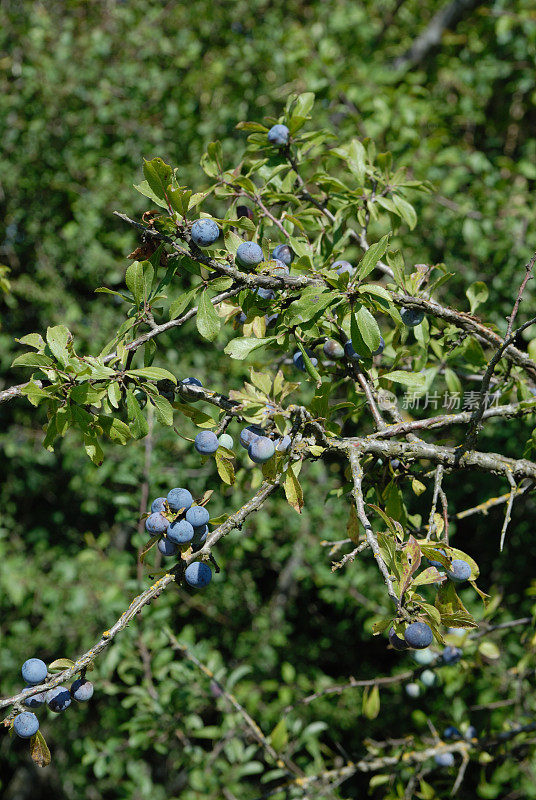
169,287,200,320
83,434,104,465
392,194,417,229
127,367,177,384
466,281,489,313
142,157,172,205
16,333,45,350
20,380,51,407
224,337,276,360
11,353,54,367
133,179,169,209
269,718,288,752
287,288,339,326
215,451,235,485
151,394,174,426
30,730,51,768
98,416,132,444
355,306,381,351
125,261,144,306
46,325,71,366
357,234,390,279
362,685,380,720
296,341,321,383
196,291,221,341
380,370,426,388
126,390,149,439
284,464,303,514
48,658,75,671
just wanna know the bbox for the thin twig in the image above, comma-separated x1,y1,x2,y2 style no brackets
426,465,444,541
499,472,517,551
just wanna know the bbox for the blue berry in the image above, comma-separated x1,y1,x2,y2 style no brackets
21,658,47,686
444,726,461,740
167,487,193,512
180,377,203,402
13,712,39,739
192,524,209,546
271,244,293,265
191,218,220,247
194,430,219,455
400,307,425,327
186,505,210,528
151,497,167,514
145,512,169,535
442,646,462,665
405,682,420,698
373,336,385,356
333,260,354,276
275,435,291,452
236,241,264,268
167,518,194,545
256,286,275,300
248,436,275,464
158,538,179,557
344,341,361,361
239,425,264,449
23,688,45,709
185,561,213,588
446,559,471,582
266,313,279,327
323,339,344,359
71,678,94,702
389,627,408,651
267,124,289,146
293,349,318,372
404,622,433,649
46,685,71,712
434,752,454,767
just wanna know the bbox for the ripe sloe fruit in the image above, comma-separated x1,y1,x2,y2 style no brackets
434,752,454,767
218,433,234,450
194,430,219,455
446,559,471,582
145,513,169,535
157,538,178,557
248,436,275,463
191,218,220,247
168,519,194,545
185,561,212,588
389,627,408,651
239,425,264,449
323,339,344,359
236,242,263,268
404,622,433,649
46,685,71,712
21,658,47,686
186,505,210,528
267,124,289,146
167,487,193,512
13,712,39,739
400,307,424,327
151,497,166,514
71,678,94,702
272,244,293,265
333,260,354,276
23,688,45,709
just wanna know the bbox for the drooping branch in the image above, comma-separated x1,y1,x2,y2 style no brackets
0,478,281,719
348,447,400,610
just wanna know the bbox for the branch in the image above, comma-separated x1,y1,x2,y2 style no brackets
335,437,536,483
348,448,400,609
166,630,303,777
0,479,281,718
368,400,536,440
392,0,483,70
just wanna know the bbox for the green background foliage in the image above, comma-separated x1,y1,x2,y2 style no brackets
1,2,536,798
